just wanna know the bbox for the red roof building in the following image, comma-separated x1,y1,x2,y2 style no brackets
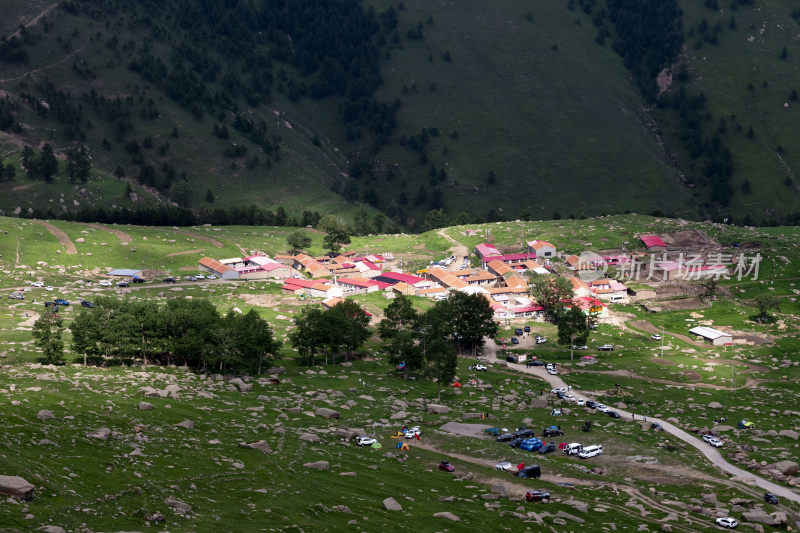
474,243,501,259
640,235,667,250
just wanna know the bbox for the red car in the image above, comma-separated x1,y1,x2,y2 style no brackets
526,490,550,502
439,460,455,472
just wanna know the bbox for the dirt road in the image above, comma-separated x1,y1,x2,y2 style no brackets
34,220,77,254
509,362,800,503
436,228,468,271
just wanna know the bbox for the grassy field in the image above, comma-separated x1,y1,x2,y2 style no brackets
1,214,799,530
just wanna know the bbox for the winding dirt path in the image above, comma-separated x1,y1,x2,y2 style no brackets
436,228,468,270
174,230,224,248
9,3,58,39
165,248,206,258
33,220,76,254
85,223,133,244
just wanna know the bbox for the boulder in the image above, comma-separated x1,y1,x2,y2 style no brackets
433,511,461,521
0,475,35,500
267,366,286,375
315,408,340,420
427,403,451,414
358,395,375,402
175,419,194,430
778,429,798,440
36,410,55,420
164,495,192,515
138,402,154,410
303,460,329,470
701,493,717,505
40,527,67,533
141,386,162,397
382,497,403,511
299,433,320,443
239,441,271,453
741,510,774,524
389,411,408,420
707,402,723,410
529,398,548,409
164,384,181,397
565,499,588,513
555,511,585,524
771,511,788,526
773,460,798,475
87,428,111,441
491,483,510,498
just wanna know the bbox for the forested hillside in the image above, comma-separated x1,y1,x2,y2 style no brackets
0,0,798,229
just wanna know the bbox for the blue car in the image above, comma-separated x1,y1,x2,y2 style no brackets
54,298,69,306
519,438,543,452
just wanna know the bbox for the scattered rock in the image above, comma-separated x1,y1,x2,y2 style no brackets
87,428,111,441
315,407,340,419
164,495,192,515
555,510,585,524
239,441,271,453
707,402,723,410
40,527,67,533
773,460,798,475
175,420,194,430
427,403,451,414
299,433,320,443
36,410,54,420
701,493,717,505
266,366,286,375
778,429,798,440
433,511,461,521
0,475,35,500
303,460,329,471
382,497,403,511
138,402,154,410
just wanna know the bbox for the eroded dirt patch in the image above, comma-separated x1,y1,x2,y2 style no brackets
34,220,77,254
174,230,224,248
86,223,133,244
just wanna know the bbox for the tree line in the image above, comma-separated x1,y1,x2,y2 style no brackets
60,297,281,373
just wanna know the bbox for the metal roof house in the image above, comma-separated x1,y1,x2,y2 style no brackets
198,257,240,279
688,326,733,346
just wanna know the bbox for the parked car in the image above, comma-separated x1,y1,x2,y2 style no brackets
484,427,500,436
551,388,566,394
596,404,610,413
764,493,779,505
651,334,662,341
31,281,44,288
543,426,564,437
524,325,531,332
538,443,556,454
515,328,523,336
585,400,597,409
80,300,95,308
527,360,544,367
563,443,582,455
571,344,588,350
547,367,557,375
607,411,621,419
525,490,550,502
496,433,515,442
576,399,585,406
207,274,217,280
495,461,514,471
506,355,518,363
534,335,546,344
404,429,420,439
163,277,176,283
578,444,603,459
117,281,129,287
508,437,525,448
517,465,541,478
355,436,376,447
556,391,565,400
715,517,738,529
511,337,519,345
187,276,198,281
598,344,614,351
439,461,455,472
54,298,69,306
131,277,145,283
515,429,535,439
9,291,25,300
195,274,205,279
702,434,723,448
650,422,664,432
469,364,487,371
99,280,113,287
45,286,54,291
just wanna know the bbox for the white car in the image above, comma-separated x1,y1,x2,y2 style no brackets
547,367,558,375
207,274,217,280
355,436,377,447
702,434,723,448
195,274,205,279
31,281,44,288
576,399,585,406
45,286,54,291
99,280,112,287
403,426,421,439
535,336,547,344
495,461,514,471
715,517,738,529
469,364,487,371
551,388,566,394
564,394,574,402
596,404,610,413
651,334,662,341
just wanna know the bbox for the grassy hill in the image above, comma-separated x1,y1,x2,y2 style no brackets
0,1,798,228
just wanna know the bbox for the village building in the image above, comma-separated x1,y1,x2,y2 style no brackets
474,242,501,260
293,254,331,278
527,240,557,258
640,234,667,252
482,252,539,265
198,257,240,279
425,268,469,289
219,257,246,269
334,277,389,294
565,254,596,271
462,270,497,286
571,296,609,319
373,271,433,290
654,261,728,282
689,326,733,346
586,278,629,303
